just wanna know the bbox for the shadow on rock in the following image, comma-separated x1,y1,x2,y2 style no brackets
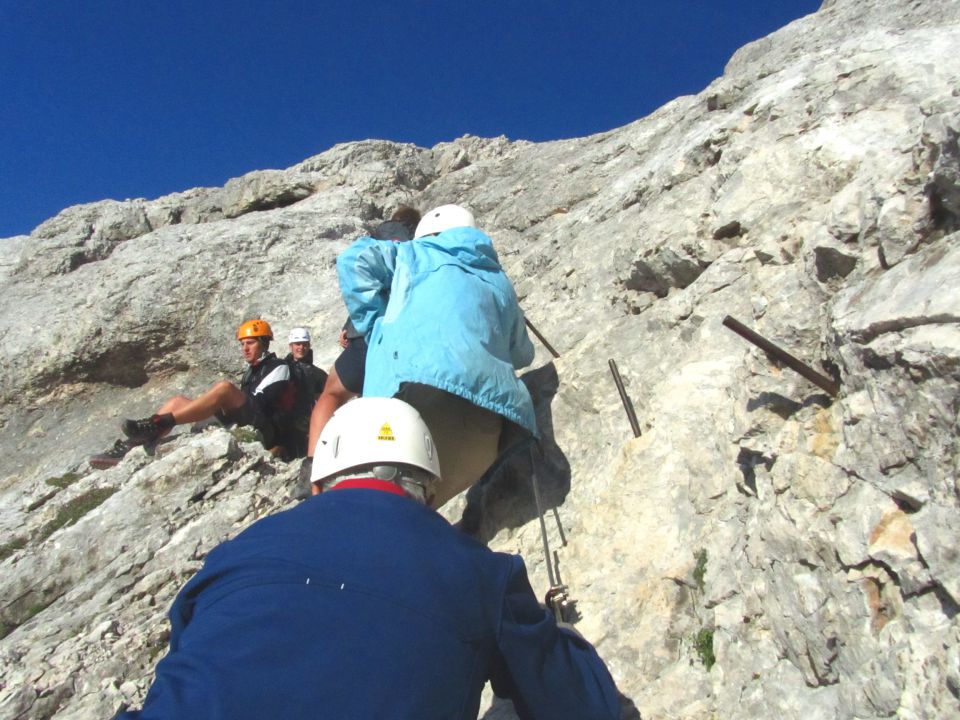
616,692,642,719
458,363,571,543
746,390,833,418
478,687,642,719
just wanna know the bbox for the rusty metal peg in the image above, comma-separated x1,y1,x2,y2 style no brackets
608,358,642,438
524,316,560,359
722,315,840,396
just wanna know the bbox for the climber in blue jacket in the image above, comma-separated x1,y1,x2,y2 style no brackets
117,398,619,720
320,204,538,507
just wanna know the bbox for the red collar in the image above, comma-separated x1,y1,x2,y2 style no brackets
327,478,407,496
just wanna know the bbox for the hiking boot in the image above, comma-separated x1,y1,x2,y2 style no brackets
122,413,175,443
89,439,139,469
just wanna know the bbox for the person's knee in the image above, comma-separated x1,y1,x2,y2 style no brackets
321,370,355,404
326,387,354,405
211,381,245,407
210,380,238,398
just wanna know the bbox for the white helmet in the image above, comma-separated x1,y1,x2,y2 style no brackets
311,397,441,487
288,327,311,343
413,204,476,239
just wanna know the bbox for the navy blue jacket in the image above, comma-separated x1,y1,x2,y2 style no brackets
117,487,619,720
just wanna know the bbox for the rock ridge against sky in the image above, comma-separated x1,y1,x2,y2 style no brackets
1,0,959,717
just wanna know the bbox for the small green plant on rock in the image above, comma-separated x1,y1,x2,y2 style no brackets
36,487,118,543
230,426,261,444
693,548,708,593
0,598,54,640
45,472,82,490
0,536,28,563
691,548,715,670
695,628,716,670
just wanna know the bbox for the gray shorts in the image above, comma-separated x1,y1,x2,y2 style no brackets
395,384,503,509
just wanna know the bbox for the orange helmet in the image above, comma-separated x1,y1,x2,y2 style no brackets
236,319,274,341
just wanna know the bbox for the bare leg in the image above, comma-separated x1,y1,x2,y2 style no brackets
307,367,357,458
163,381,248,426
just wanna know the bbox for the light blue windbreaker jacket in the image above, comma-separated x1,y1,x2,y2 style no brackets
337,226,538,436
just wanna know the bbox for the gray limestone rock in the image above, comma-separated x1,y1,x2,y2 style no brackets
2,1,960,718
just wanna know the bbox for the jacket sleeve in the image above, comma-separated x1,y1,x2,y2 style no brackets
490,557,620,720
336,237,399,339
509,306,536,369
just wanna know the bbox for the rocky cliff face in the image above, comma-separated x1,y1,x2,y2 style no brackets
2,0,959,717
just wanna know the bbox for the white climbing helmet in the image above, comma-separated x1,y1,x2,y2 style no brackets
288,327,311,343
310,397,441,486
413,204,476,239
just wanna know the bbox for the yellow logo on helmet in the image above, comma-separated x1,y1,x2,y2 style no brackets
377,423,396,441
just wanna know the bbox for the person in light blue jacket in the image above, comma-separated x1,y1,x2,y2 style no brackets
334,204,537,507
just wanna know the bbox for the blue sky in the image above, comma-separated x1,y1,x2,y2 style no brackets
0,1,821,238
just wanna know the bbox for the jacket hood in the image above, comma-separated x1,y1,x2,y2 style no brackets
415,227,502,272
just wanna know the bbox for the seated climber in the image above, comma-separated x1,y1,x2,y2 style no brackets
279,327,328,458
115,397,619,720
305,206,420,466
285,327,328,400
90,319,291,468
307,204,538,508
